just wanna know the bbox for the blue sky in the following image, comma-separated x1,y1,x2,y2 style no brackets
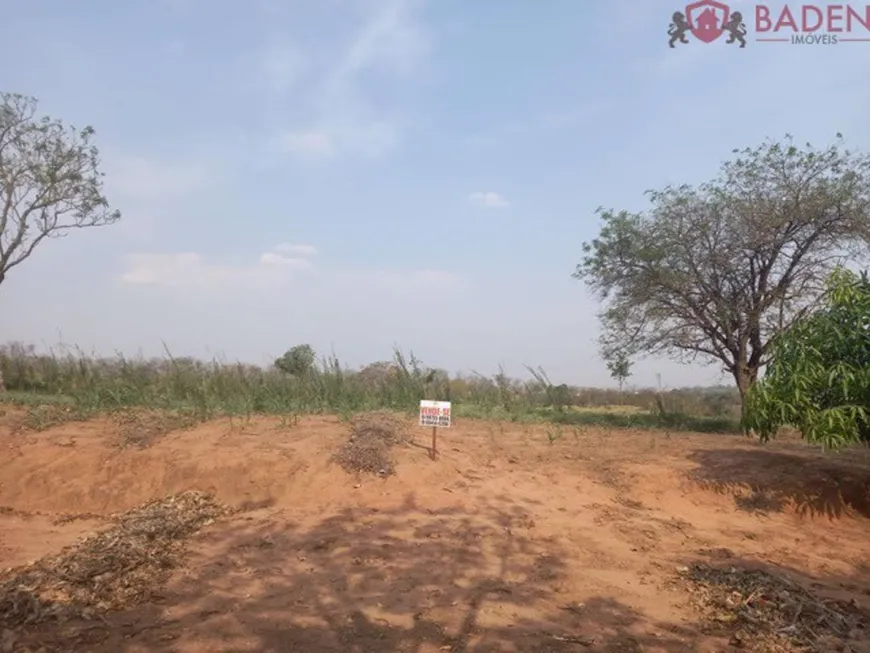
0,0,868,388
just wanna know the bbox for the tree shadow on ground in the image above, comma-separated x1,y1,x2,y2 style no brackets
21,493,707,652
686,445,870,519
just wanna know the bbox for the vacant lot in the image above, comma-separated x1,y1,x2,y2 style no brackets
1,408,869,652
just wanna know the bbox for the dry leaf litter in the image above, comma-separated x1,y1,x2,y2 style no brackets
676,562,869,652
0,490,231,632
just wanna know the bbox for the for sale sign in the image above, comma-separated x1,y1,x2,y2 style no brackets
419,400,451,428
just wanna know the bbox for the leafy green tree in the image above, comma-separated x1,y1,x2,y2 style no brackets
574,135,870,419
0,92,120,287
605,351,633,401
274,344,316,376
549,384,573,412
745,268,870,450
526,366,573,412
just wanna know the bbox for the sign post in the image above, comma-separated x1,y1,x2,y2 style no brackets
419,400,451,459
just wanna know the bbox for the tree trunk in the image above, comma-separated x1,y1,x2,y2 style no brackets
733,363,758,434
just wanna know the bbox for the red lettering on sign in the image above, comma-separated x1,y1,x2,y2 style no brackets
756,5,772,31
802,5,823,31
828,4,845,31
774,6,798,31
849,5,870,31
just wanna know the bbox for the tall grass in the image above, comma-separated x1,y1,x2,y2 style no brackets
0,341,741,433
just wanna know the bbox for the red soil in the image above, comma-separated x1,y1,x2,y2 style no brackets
1,409,869,652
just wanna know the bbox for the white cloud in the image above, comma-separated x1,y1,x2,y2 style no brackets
121,243,315,289
259,242,317,269
118,243,458,297
273,243,319,257
326,0,430,87
258,252,313,268
276,0,429,162
469,191,509,208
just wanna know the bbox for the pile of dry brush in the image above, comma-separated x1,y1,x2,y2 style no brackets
0,491,231,633
677,562,868,652
332,411,408,477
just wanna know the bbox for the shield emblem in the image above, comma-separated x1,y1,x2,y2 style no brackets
686,0,730,43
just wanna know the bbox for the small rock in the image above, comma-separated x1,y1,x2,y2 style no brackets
676,565,690,574
354,484,361,489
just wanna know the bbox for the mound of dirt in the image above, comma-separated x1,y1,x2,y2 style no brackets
676,562,869,652
0,491,231,629
331,411,407,477
111,408,201,449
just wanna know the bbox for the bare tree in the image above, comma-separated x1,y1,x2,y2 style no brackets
0,92,120,287
574,135,870,419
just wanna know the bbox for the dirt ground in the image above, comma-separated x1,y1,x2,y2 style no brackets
1,408,869,652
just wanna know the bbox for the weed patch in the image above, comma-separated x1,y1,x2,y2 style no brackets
13,403,90,433
0,343,743,436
